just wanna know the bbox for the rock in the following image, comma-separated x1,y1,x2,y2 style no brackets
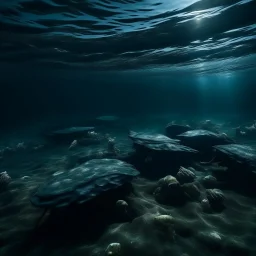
206,189,225,211
177,129,234,151
105,243,121,256
153,214,175,227
153,214,176,240
202,175,217,188
154,176,185,205
176,166,196,184
107,137,118,154
182,183,200,200
129,131,180,145
214,144,256,171
158,175,178,187
30,159,139,208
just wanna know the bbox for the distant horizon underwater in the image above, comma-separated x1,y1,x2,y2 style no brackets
1,1,256,256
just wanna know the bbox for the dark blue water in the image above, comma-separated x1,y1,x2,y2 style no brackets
0,0,256,73
1,2,256,256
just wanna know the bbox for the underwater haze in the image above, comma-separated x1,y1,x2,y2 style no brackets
1,1,256,256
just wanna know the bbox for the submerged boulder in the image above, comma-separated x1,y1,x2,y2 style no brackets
213,144,256,170
165,123,191,139
129,131,180,145
128,131,198,178
177,129,234,151
30,159,139,208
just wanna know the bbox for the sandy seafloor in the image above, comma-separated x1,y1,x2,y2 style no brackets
0,114,256,256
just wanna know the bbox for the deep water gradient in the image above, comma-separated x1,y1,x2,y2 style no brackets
0,0,256,72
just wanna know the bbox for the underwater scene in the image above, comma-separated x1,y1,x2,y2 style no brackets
1,0,256,256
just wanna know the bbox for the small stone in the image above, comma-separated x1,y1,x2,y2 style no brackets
182,183,200,200
105,243,121,256
154,214,175,227
176,166,196,184
153,214,176,240
154,175,185,205
158,175,178,187
206,189,225,209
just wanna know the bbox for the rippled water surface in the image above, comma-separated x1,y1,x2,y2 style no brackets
0,0,256,73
